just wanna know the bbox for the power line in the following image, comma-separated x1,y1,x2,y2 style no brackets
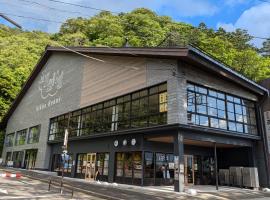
16,0,91,17
46,0,120,14
0,12,64,24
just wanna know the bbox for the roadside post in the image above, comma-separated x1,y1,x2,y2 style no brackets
60,112,70,195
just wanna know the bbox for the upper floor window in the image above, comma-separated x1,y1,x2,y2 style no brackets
49,82,167,141
28,125,40,144
187,82,257,135
15,129,27,146
5,133,14,147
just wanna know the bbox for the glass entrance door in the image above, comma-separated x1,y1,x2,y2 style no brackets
85,153,96,180
184,155,194,185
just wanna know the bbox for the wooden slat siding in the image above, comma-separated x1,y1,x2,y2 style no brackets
80,55,147,107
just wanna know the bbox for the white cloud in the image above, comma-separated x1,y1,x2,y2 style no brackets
217,3,270,47
1,0,218,32
217,22,235,32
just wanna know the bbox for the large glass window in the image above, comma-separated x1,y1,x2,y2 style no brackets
5,133,14,147
15,129,27,146
96,153,109,176
28,125,40,144
49,83,167,141
144,152,154,178
76,153,87,178
115,152,142,180
187,82,258,135
12,151,24,168
48,114,69,141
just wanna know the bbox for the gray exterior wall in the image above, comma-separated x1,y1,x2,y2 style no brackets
2,53,85,169
2,51,264,175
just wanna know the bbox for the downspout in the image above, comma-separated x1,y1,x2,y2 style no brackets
258,91,270,187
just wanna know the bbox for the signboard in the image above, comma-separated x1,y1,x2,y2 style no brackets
264,111,270,153
159,92,167,112
63,129,69,148
174,156,179,180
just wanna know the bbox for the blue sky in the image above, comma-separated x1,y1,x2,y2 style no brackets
1,0,270,46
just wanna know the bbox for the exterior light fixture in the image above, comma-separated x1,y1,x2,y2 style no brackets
114,140,119,147
131,138,136,146
123,139,127,146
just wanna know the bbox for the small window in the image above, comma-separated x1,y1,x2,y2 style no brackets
15,129,27,146
28,125,40,144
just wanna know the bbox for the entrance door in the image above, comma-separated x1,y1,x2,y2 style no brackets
24,149,38,169
85,153,96,180
184,155,194,185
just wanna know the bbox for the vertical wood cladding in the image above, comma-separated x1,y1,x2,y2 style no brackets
80,55,147,107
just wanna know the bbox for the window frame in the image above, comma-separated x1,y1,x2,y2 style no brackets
48,82,168,141
27,125,41,144
187,82,258,135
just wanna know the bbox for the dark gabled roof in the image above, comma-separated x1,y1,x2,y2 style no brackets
0,45,268,129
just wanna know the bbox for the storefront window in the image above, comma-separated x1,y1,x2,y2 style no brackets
52,154,62,172
52,153,73,177
144,152,154,178
124,153,133,178
133,152,142,179
96,153,109,176
115,152,142,183
116,153,124,177
76,153,87,176
155,153,174,180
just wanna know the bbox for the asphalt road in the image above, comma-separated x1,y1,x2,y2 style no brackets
0,175,102,200
1,170,270,200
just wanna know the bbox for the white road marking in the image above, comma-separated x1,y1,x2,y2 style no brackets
0,189,8,194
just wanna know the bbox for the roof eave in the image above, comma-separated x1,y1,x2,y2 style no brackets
187,45,269,96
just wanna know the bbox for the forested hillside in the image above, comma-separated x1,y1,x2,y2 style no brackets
0,8,270,151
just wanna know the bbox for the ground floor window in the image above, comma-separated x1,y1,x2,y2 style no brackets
96,153,109,176
75,152,109,181
144,152,174,186
115,152,142,185
24,149,38,169
76,153,87,178
5,152,12,165
51,153,74,177
12,151,24,168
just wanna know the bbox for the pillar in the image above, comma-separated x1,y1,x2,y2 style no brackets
174,131,184,192
108,150,115,183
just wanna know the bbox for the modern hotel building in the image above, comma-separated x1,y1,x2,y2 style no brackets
1,46,269,191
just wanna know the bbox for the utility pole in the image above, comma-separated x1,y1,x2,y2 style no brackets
0,13,22,29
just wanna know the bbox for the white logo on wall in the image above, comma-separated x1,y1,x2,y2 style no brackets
39,70,63,99
36,70,64,112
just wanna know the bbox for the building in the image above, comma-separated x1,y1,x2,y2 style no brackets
1,46,269,192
